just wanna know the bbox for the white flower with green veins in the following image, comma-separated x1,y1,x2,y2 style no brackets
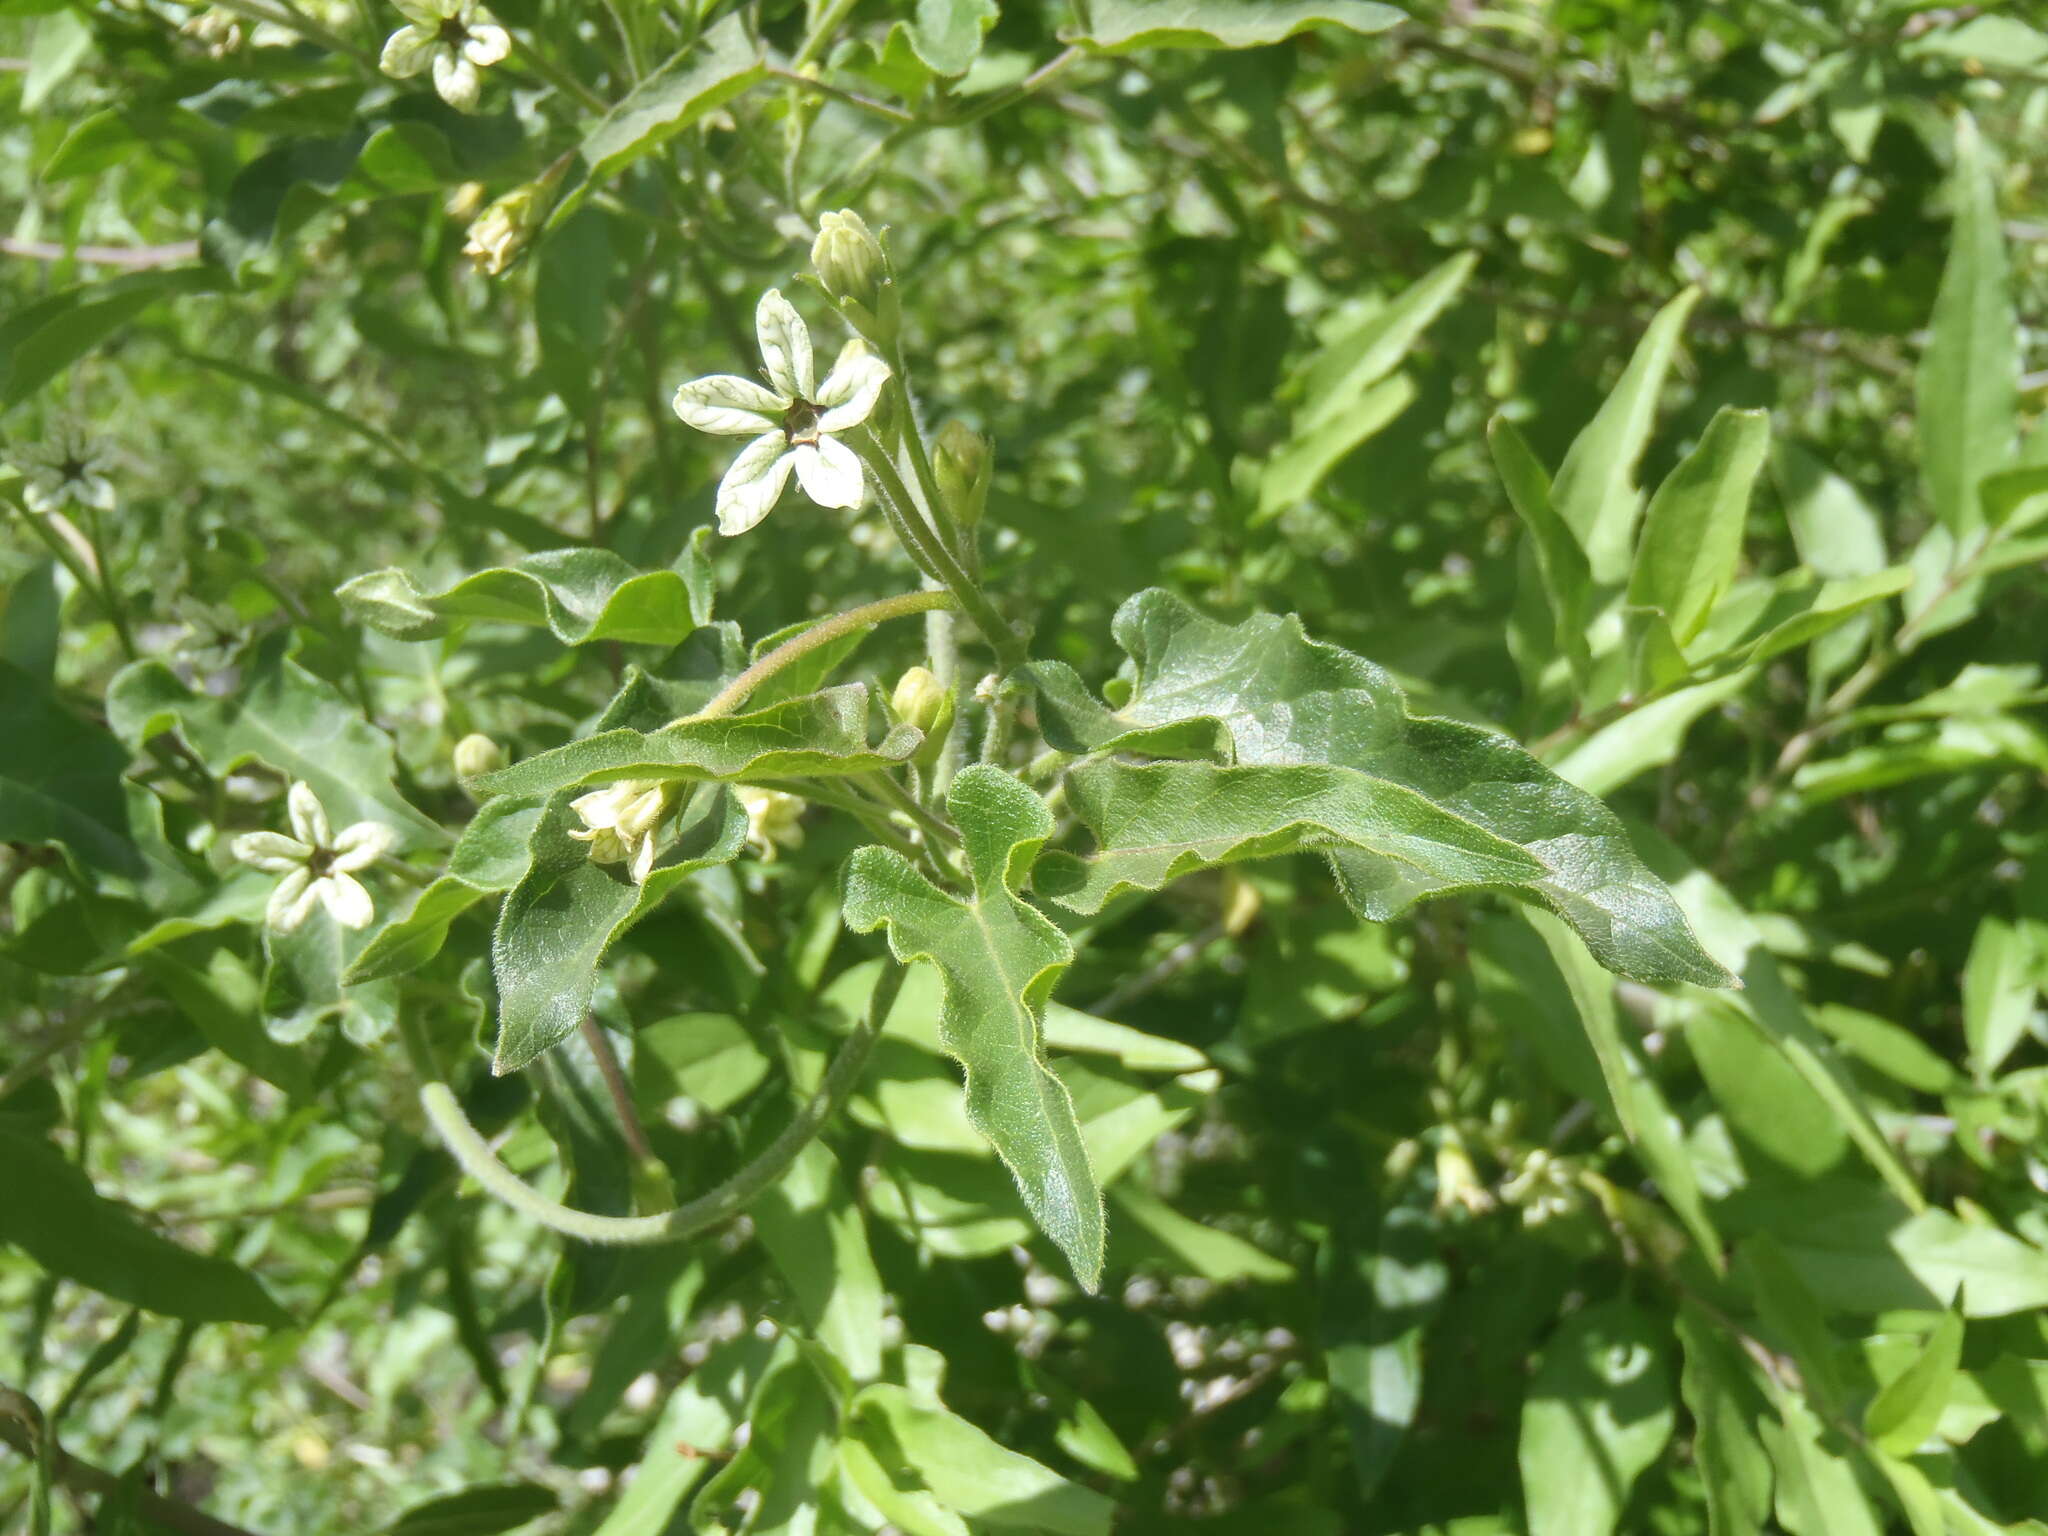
671,289,891,535
567,779,674,884
379,0,510,113
7,421,116,515
233,782,395,933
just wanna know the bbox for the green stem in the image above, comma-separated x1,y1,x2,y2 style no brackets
10,504,135,661
854,436,1023,673
681,588,958,724
793,0,861,68
510,34,607,112
767,64,919,125
421,966,903,1245
863,769,960,848
946,44,1083,125
879,370,964,558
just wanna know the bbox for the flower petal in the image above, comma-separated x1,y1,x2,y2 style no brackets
462,23,510,65
391,0,445,23
287,781,332,849
267,867,317,932
379,25,435,77
792,435,866,510
671,374,787,436
815,349,891,433
331,820,397,872
434,50,482,111
716,433,795,535
630,831,656,884
755,289,814,401
233,831,311,873
318,873,375,930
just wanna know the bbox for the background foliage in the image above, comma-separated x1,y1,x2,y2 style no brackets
4,0,2048,1532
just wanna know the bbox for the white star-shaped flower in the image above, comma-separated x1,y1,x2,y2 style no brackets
568,779,674,884
671,289,891,536
379,0,510,113
233,782,395,933
7,421,116,515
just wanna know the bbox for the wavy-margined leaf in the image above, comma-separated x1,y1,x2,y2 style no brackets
840,766,1104,1290
343,795,544,985
1063,0,1405,53
337,537,713,647
472,684,923,799
1037,757,1544,912
107,632,440,848
1027,589,1733,989
492,786,747,1074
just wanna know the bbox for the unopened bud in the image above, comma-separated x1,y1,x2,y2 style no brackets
463,184,550,276
932,421,991,528
890,666,947,733
445,181,487,222
812,209,887,313
453,733,505,778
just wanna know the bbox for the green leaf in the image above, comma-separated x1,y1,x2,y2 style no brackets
107,633,441,849
472,685,923,800
1628,407,1770,645
1038,756,1546,911
1676,1304,1774,1536
0,659,145,878
1322,1200,1445,1501
1550,671,1756,796
1685,997,1848,1177
338,541,713,647
690,1352,838,1534
1775,442,1887,579
1865,1311,1964,1457
0,1121,289,1325
1962,915,2036,1085
1492,416,1593,686
1759,1391,1887,1536
909,0,997,74
846,1374,1116,1535
1916,114,2016,540
1518,1301,1675,1536
1551,286,1700,584
592,1334,778,1536
840,766,1105,1290
1,266,221,406
1107,1183,1293,1282
1062,0,1405,52
1027,589,1732,989
344,795,544,985
491,787,747,1074
382,1483,558,1536
1255,373,1416,521
751,1138,885,1383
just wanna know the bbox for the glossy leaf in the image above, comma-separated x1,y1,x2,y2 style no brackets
1027,589,1733,988
338,539,713,647
841,765,1105,1289
1063,0,1405,52
1629,407,1770,645
1519,1301,1675,1536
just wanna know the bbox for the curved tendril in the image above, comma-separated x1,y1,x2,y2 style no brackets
421,965,904,1245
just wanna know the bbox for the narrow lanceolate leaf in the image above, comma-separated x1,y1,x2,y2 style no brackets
471,685,923,800
0,1121,289,1325
338,538,713,647
1551,286,1701,584
1026,589,1733,989
1037,757,1545,913
492,787,747,1074
1917,114,2016,541
1628,407,1771,646
1491,416,1593,685
1062,0,1405,53
840,766,1104,1290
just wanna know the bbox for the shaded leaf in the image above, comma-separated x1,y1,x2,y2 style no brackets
0,659,144,877
343,795,544,985
382,1483,557,1536
1865,1311,1964,1456
1519,1301,1675,1536
1492,415,1593,686
1629,407,1770,645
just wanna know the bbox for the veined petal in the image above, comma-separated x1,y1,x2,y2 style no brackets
716,433,795,536
671,374,787,435
391,0,446,23
233,831,311,873
379,24,436,77
287,782,332,849
318,873,375,930
755,289,814,401
462,23,510,65
267,867,318,933
629,831,656,884
815,350,891,433
331,821,397,872
433,49,482,111
792,435,865,510
78,474,117,513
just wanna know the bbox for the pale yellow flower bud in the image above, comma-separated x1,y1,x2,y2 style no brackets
890,666,947,733
452,733,504,778
811,209,887,313
463,183,549,276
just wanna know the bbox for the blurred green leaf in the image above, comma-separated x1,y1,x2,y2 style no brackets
1864,1310,1963,1456
1063,0,1405,52
1962,915,2036,1085
382,1483,557,1536
1518,1301,1675,1536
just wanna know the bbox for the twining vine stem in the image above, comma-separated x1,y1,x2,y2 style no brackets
681,588,959,723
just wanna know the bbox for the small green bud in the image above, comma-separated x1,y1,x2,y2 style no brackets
890,666,947,733
811,209,888,313
453,732,505,778
932,421,992,528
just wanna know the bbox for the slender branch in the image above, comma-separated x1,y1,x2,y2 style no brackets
862,769,961,848
579,1015,654,1164
947,45,1084,126
421,966,903,1245
767,64,919,125
0,238,200,268
682,589,959,723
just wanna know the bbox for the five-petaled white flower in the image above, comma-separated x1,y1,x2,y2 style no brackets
8,422,116,515
379,0,510,113
569,779,674,884
233,782,395,933
671,289,891,536
737,786,805,862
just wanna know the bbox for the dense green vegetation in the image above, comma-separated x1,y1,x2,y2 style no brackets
4,1,2048,1532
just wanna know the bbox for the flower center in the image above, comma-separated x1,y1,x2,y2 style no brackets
57,457,87,483
307,846,335,877
436,15,469,45
783,399,822,446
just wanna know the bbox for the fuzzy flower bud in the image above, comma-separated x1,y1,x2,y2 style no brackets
812,209,887,313
464,182,550,276
890,666,947,733
452,733,504,778
932,420,991,528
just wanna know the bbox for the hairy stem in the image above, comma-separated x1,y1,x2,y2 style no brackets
579,1014,654,1164
682,588,958,723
